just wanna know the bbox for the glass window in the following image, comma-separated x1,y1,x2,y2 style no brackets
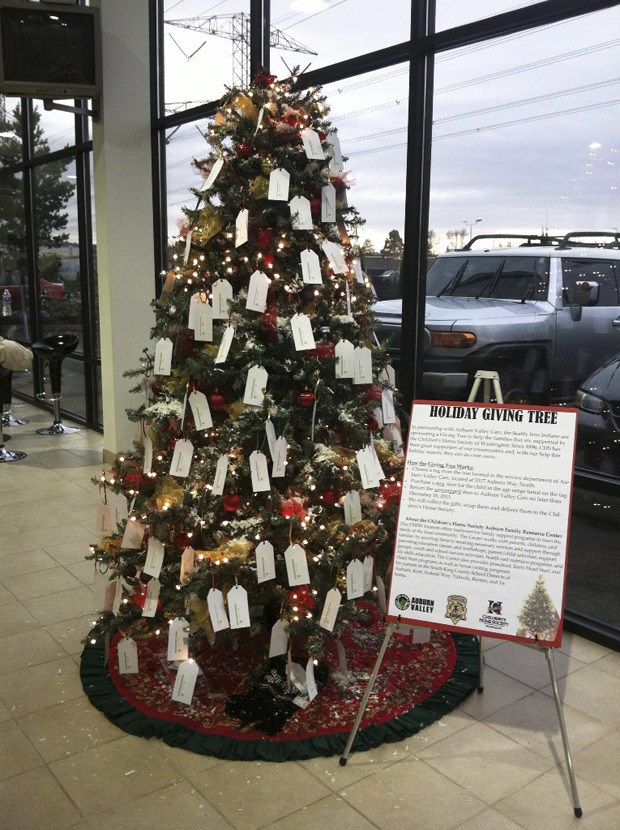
33,105,75,157
436,0,542,31
562,259,619,306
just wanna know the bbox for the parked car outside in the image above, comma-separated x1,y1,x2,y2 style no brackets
3,278,66,302
371,269,399,300
575,353,620,477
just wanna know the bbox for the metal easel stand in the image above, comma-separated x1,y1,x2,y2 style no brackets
468,369,503,404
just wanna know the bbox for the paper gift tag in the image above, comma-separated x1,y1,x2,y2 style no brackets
142,435,153,474
321,183,337,223
110,490,129,525
96,502,113,537
193,301,213,342
143,537,165,578
335,339,355,379
215,324,235,364
170,438,194,478
189,390,213,430
353,345,373,384
265,418,277,458
212,454,228,495
207,588,229,631
370,436,386,480
154,337,173,375
171,659,199,704
289,196,313,230
284,543,310,587
272,436,287,478
343,489,362,525
353,258,364,283
201,157,224,191
344,281,352,319
383,423,403,447
228,585,251,629
250,450,270,492
180,546,195,582
235,208,249,247
381,388,396,425
347,559,365,600
319,588,342,632
321,240,347,274
121,518,146,550
243,365,268,407
118,637,139,674
269,619,289,657
335,637,349,680
183,230,193,264
376,574,387,612
142,578,161,617
212,278,233,320
301,128,325,160
363,555,374,593
188,291,207,329
291,313,316,351
300,249,322,284
268,167,290,201
357,446,381,489
93,563,109,607
246,270,270,312
167,617,189,661
372,405,385,429
413,627,432,644
253,107,264,136
256,540,276,583
306,657,318,701
326,131,344,172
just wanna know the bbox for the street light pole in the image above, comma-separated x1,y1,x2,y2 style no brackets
462,218,482,240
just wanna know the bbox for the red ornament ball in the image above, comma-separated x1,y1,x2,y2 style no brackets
315,341,335,359
368,417,380,432
208,392,226,410
310,198,321,215
321,489,339,507
235,141,254,158
255,228,273,248
222,493,241,512
262,252,275,268
297,390,315,407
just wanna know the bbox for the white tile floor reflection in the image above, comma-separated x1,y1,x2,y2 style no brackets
1,405,619,829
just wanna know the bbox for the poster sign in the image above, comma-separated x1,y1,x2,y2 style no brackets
387,401,578,647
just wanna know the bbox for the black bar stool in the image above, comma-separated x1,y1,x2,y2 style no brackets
1,369,29,426
0,367,26,461
31,334,80,435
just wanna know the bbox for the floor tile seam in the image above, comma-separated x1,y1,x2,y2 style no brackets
176,777,250,830
1,567,89,599
3,710,55,769
257,791,384,830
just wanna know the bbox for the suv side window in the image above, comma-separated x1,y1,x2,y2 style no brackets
562,259,619,306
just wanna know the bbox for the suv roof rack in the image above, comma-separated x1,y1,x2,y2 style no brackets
461,233,562,250
557,231,620,249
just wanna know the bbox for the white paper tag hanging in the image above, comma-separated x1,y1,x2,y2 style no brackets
96,502,113,537
300,248,322,284
142,578,161,617
319,588,342,632
353,258,364,283
363,555,374,593
326,132,344,172
235,208,249,247
250,450,270,493
188,291,207,329
143,537,165,578
345,281,352,319
347,559,365,600
335,339,355,379
253,107,264,136
171,659,199,704
305,657,318,701
321,184,337,223
154,338,173,376
289,196,313,230
291,313,316,351
142,435,153,474
246,270,270,312
256,540,276,583
121,518,146,550
284,543,310,587
321,240,347,274
353,346,373,385
93,563,109,608
201,157,224,192
183,230,193,265
376,574,387,612
413,627,432,644
170,438,194,478
212,454,228,495
212,279,233,319
215,324,235,364
268,167,290,201
379,365,397,390
167,617,189,662
180,546,195,582
243,365,268,407
370,436,386,481
343,489,363,525
357,446,381,489
265,418,277,458
381,388,396,425
228,585,251,629
301,128,326,160
269,619,289,657
110,490,129,525
335,638,349,680
271,436,287,478
193,301,213,342
189,390,213,430
117,637,139,674
207,588,229,631
109,577,122,616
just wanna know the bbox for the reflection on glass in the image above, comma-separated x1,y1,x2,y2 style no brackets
33,103,75,156
166,116,213,249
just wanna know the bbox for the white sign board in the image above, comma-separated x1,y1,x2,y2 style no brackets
387,401,578,647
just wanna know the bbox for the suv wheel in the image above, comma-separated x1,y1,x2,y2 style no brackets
498,369,531,404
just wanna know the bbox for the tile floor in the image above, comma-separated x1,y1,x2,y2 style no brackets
0,404,619,830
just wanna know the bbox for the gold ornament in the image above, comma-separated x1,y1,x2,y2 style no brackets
227,400,245,420
186,594,216,645
261,158,276,176
250,175,270,199
232,93,259,122
197,204,224,243
154,475,185,511
214,111,226,126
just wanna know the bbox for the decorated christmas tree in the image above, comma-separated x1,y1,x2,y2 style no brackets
518,574,558,639
89,69,404,711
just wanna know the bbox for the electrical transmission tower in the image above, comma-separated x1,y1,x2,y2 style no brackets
165,12,317,89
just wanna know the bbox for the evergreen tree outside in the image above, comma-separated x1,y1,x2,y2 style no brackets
381,229,404,256
89,71,404,704
518,574,557,639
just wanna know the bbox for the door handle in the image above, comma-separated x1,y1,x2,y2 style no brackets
613,318,620,328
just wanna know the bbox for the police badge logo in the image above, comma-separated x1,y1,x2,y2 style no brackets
445,594,467,625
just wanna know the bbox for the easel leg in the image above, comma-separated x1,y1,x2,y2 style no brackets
339,622,397,766
478,636,485,692
544,647,583,818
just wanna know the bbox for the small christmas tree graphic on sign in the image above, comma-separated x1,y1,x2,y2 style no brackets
88,69,404,710
517,574,558,640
